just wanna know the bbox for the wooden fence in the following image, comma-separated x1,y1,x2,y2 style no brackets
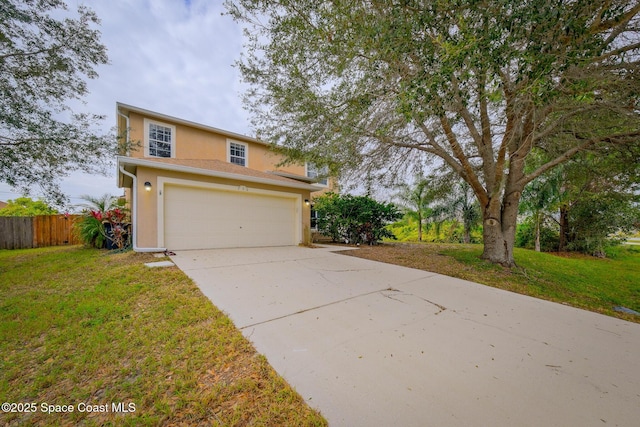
0,215,82,250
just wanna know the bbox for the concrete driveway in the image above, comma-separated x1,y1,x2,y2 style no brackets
171,245,640,426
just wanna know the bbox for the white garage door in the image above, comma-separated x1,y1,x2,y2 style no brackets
163,184,298,250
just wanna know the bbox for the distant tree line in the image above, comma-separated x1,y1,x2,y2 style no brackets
393,147,639,257
0,197,58,216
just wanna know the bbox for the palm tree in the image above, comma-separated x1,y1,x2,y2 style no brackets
457,182,482,244
431,181,481,244
396,178,433,241
78,193,120,214
520,169,563,251
75,194,124,248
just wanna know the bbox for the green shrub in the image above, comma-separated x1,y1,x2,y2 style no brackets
75,214,106,248
566,193,637,257
74,194,130,249
515,218,559,252
385,219,419,242
388,217,483,244
313,193,402,244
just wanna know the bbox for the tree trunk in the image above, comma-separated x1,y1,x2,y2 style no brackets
534,212,541,252
481,191,520,267
482,221,514,266
558,205,569,252
417,212,423,242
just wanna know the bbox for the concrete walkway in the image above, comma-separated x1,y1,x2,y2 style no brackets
171,245,640,426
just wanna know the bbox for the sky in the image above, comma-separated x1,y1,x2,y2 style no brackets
0,0,252,210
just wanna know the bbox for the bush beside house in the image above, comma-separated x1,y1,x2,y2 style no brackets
75,194,130,250
313,193,401,245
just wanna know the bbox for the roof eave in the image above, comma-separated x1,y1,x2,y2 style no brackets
116,156,318,192
268,170,317,183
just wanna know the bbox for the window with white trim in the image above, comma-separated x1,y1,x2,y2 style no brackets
145,119,174,158
306,163,328,186
228,141,247,166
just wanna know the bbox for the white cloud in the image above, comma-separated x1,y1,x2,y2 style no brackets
1,0,251,208
85,0,249,131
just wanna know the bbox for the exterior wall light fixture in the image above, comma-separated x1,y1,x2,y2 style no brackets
144,181,152,192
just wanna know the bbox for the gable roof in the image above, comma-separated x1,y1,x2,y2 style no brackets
117,156,319,191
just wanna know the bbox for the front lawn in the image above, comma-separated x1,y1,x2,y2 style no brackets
0,246,326,426
342,242,640,322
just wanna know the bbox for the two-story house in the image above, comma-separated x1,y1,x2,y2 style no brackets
116,103,330,251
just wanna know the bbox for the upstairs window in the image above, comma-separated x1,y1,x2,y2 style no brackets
228,140,247,166
306,163,328,186
145,119,174,158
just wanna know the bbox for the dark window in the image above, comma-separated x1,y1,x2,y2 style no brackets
149,123,172,157
229,142,246,166
311,208,319,230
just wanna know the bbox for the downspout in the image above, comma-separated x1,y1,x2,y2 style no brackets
119,166,166,253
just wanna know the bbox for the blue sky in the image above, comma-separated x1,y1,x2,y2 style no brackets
1,0,251,209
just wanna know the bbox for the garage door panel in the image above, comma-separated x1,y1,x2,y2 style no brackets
164,184,297,250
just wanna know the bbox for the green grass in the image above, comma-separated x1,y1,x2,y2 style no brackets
0,246,326,426
440,244,640,319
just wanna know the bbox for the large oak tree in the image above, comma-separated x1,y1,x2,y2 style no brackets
227,0,640,266
0,0,111,206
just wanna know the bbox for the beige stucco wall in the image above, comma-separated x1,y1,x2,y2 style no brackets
118,109,336,197
124,111,309,177
133,166,312,248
